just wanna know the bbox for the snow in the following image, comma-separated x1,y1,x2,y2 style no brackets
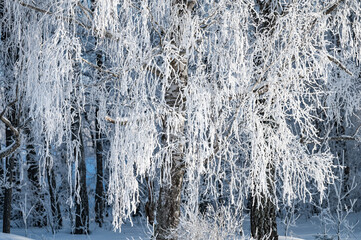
278,237,304,240
1,212,360,240
1,220,151,240
0,233,34,240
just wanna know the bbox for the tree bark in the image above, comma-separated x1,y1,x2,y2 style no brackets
72,109,89,234
250,165,278,240
154,1,194,239
2,111,16,233
46,160,63,231
94,106,104,227
26,136,47,227
89,1,105,226
250,1,279,239
145,176,155,225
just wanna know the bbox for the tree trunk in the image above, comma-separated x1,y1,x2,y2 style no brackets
250,196,278,240
145,176,155,225
3,157,13,234
72,109,89,234
154,2,194,239
2,111,16,233
94,106,104,227
89,1,105,226
156,163,185,240
155,68,187,238
249,1,279,239
250,164,278,240
46,160,63,231
26,130,47,227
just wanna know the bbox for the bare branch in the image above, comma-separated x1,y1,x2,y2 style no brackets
143,63,164,79
327,54,353,76
329,123,361,141
0,101,20,159
18,1,50,15
105,116,128,126
81,58,119,78
323,0,345,15
77,1,93,24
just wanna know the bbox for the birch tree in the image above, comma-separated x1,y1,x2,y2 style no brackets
1,0,361,239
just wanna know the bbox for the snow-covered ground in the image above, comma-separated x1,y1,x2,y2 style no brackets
0,233,34,240
0,219,151,240
1,212,360,240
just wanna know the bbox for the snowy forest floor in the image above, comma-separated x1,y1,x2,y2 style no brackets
0,212,360,240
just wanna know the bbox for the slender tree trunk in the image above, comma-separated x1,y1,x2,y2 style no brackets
89,1,105,226
26,130,47,227
72,109,89,234
145,176,155,225
3,111,16,233
94,106,104,227
46,160,62,231
3,158,13,234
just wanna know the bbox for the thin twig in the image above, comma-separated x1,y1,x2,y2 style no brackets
0,100,20,159
81,58,119,78
329,123,361,141
77,1,93,24
18,0,115,39
327,54,353,76
18,1,50,14
105,116,128,125
143,63,164,79
323,0,345,15
0,99,17,119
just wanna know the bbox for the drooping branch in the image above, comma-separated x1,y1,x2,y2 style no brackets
0,100,20,159
17,0,115,39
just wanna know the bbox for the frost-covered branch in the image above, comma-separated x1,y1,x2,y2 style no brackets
81,58,119,78
18,0,89,30
327,54,353,76
0,100,20,159
323,0,345,15
105,116,128,125
329,123,361,141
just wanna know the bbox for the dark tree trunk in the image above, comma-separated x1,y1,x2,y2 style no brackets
88,0,105,224
1,0,14,233
94,106,104,227
72,109,89,234
249,1,279,239
145,176,155,225
250,153,278,240
250,165,278,240
250,196,278,240
3,111,16,233
156,164,185,240
26,130,47,227
46,160,63,231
